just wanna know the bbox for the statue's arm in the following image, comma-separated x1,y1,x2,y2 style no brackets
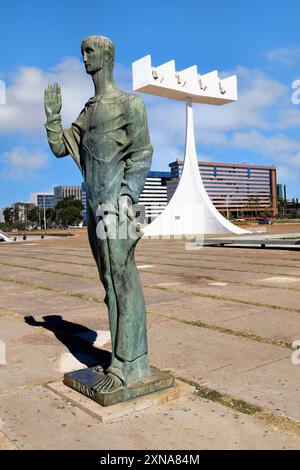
44,83,83,169
45,114,68,158
44,83,68,157
121,95,153,203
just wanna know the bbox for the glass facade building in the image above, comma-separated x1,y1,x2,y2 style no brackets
168,160,278,217
137,171,171,221
30,193,55,209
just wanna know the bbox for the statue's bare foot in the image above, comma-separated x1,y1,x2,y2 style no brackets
92,372,123,393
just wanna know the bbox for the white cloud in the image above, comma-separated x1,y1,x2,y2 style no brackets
0,59,134,180
193,67,287,135
0,58,88,133
277,165,299,183
1,57,300,188
267,48,300,66
1,146,49,180
276,108,300,129
0,57,132,134
231,131,300,158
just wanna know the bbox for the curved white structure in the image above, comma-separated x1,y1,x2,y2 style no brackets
133,55,249,237
142,100,248,236
0,230,12,242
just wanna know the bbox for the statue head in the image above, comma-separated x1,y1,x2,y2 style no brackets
81,35,115,75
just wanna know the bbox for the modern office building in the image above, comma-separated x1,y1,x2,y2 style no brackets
167,159,278,217
30,193,55,209
82,172,171,225
54,186,82,206
138,171,171,222
0,208,4,223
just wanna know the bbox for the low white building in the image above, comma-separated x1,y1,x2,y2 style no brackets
30,192,55,209
0,207,5,223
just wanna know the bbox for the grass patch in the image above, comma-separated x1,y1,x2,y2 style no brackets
0,307,23,321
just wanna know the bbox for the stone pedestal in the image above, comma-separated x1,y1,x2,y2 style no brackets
47,376,194,423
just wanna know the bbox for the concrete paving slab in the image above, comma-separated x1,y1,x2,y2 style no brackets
166,256,300,273
21,251,94,266
0,283,101,316
0,431,17,450
143,287,186,305
174,281,300,311
147,318,289,381
139,257,300,282
1,385,300,449
147,296,261,323
147,318,300,419
0,265,103,298
0,255,98,278
2,236,300,448
0,315,109,391
147,296,300,344
215,309,300,344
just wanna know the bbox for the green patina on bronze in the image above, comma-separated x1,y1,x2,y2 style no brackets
44,35,162,399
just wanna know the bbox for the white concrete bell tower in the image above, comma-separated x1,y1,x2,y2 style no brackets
132,55,248,236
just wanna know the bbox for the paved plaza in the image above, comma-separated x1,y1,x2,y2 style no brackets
1,229,300,449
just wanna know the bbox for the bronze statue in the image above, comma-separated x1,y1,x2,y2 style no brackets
44,35,153,395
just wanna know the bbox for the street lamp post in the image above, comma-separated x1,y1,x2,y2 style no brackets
43,194,47,231
25,206,27,231
226,195,231,219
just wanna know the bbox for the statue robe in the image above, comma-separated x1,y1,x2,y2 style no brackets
45,91,153,383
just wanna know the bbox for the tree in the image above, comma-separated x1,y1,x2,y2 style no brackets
3,207,14,224
56,196,83,227
27,206,40,226
13,202,25,223
3,203,44,229
46,208,56,228
278,197,287,218
245,196,260,217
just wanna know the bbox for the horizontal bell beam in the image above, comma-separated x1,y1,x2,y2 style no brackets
132,55,237,105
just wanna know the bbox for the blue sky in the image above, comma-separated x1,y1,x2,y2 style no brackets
1,0,300,206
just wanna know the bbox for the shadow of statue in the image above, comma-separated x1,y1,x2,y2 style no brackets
24,315,111,370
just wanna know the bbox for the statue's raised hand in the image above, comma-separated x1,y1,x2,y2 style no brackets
44,82,62,120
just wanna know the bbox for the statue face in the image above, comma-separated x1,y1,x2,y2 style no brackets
82,41,105,75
